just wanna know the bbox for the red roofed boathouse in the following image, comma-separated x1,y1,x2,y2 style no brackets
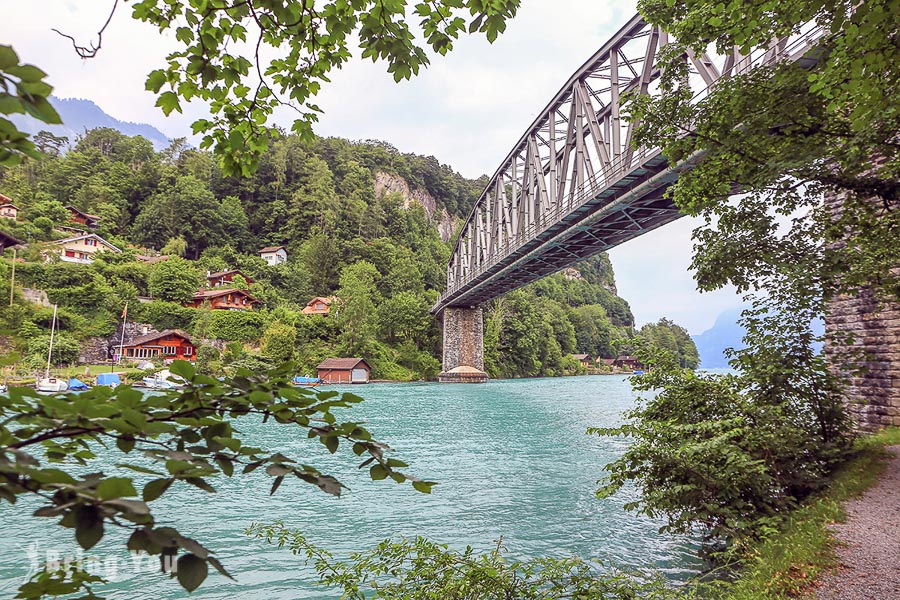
316,358,371,384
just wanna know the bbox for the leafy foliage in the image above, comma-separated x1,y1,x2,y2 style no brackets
246,522,679,599
1,361,435,597
0,45,61,165
148,257,202,303
594,331,851,543
116,0,517,175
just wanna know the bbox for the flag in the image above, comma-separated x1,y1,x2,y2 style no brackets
121,303,128,320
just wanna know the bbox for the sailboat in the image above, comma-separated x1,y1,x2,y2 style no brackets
36,304,69,393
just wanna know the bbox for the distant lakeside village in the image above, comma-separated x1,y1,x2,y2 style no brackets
0,129,699,391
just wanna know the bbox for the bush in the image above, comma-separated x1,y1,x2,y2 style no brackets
148,257,202,303
204,310,266,342
128,301,195,331
261,322,297,363
593,341,851,544
26,333,81,366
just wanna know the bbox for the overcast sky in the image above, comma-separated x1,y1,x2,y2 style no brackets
2,0,744,333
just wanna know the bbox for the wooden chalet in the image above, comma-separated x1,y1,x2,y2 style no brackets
571,353,593,367
614,355,643,371
185,288,260,310
66,206,101,229
316,358,371,384
302,296,336,316
120,329,195,362
206,269,255,288
0,203,19,220
50,233,121,264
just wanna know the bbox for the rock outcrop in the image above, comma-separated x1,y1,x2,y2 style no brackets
374,171,455,242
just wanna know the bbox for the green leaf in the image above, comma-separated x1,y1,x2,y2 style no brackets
168,360,195,380
0,45,19,70
412,481,435,494
96,477,137,500
156,91,182,116
146,69,168,93
74,505,104,550
143,478,173,502
370,464,388,481
176,553,208,592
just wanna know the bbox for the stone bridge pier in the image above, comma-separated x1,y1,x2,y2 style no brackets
438,307,489,383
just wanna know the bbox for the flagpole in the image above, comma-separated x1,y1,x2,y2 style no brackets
117,302,128,365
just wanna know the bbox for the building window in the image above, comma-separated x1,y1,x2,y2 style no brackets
184,346,193,356
163,346,177,356
85,238,96,246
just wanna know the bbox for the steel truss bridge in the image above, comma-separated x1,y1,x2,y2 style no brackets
433,14,825,314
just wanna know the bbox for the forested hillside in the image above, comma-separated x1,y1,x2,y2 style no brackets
0,128,697,379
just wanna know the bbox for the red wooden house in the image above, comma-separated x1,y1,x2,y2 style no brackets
185,288,260,310
302,296,337,316
316,358,371,384
206,269,255,288
120,330,196,362
66,206,101,229
614,355,643,371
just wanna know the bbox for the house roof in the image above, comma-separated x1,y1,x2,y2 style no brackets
124,329,192,348
207,269,255,283
259,246,286,253
571,353,590,360
317,358,370,371
52,233,121,253
0,203,19,210
0,230,24,250
0,193,12,204
192,287,260,303
305,296,335,306
66,205,100,220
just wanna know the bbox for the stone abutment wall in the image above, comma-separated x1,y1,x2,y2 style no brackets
825,182,900,429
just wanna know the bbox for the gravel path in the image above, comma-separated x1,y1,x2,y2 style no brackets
815,445,900,600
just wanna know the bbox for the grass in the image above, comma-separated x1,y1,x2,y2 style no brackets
718,426,900,599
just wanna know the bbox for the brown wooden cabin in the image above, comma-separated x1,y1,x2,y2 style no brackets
185,288,260,310
302,296,337,316
120,329,195,362
66,206,101,229
614,355,644,371
206,269,255,288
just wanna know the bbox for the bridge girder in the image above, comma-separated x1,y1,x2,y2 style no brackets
433,14,826,314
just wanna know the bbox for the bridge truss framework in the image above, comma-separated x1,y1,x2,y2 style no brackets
433,14,825,314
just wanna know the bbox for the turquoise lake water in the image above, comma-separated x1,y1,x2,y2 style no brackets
0,375,705,598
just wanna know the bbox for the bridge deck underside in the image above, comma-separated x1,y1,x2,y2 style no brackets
438,154,684,310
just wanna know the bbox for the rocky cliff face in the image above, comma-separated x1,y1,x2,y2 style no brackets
374,171,455,242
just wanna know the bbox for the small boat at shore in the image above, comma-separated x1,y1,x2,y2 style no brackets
292,375,322,387
67,378,90,391
0,383,7,394
37,304,69,393
142,369,185,390
96,373,122,388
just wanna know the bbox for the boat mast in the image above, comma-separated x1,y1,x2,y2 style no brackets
46,303,58,379
117,302,128,364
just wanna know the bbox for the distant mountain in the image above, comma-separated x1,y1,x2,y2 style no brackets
692,306,747,368
10,96,170,150
692,306,825,368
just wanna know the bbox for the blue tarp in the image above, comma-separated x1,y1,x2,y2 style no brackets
292,376,322,385
68,378,90,391
96,373,121,387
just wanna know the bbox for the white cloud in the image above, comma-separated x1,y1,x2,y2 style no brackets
2,0,744,332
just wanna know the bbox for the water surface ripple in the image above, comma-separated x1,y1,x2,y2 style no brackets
1,375,704,598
